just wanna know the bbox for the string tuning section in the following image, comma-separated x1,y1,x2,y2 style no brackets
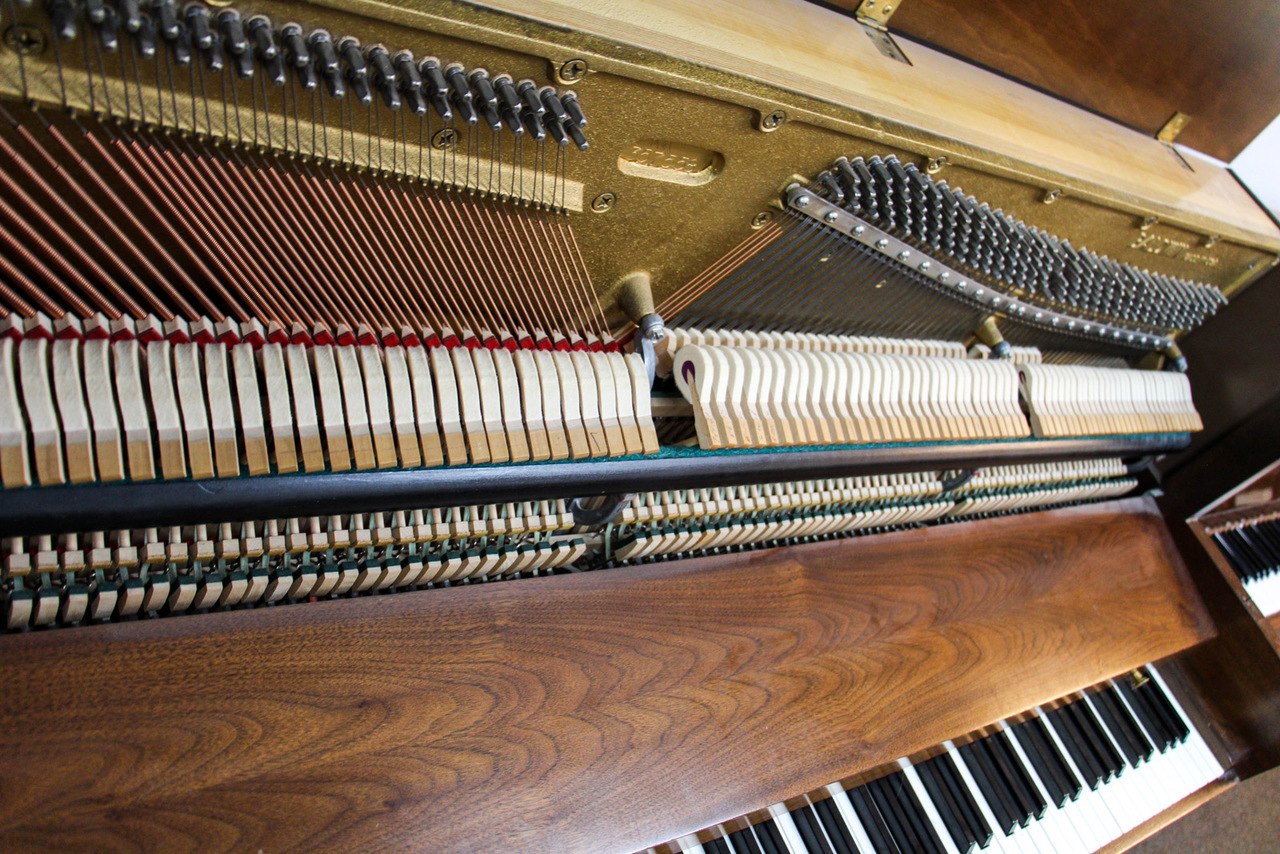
32,0,590,150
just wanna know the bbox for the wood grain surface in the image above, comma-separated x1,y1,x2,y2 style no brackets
860,0,1280,163
0,496,1213,853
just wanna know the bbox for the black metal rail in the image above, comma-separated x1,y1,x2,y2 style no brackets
0,434,1187,536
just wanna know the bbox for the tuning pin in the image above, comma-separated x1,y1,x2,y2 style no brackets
216,10,252,77
134,11,157,58
85,0,107,24
419,57,452,121
95,4,119,50
468,69,502,131
308,30,345,98
167,19,191,64
48,0,78,39
244,15,284,85
564,121,588,151
184,3,211,48
444,63,477,125
366,45,400,109
539,86,567,123
152,0,179,40
280,22,316,90
117,0,142,33
492,74,524,135
393,51,426,115
337,37,372,105
560,90,587,128
544,112,568,147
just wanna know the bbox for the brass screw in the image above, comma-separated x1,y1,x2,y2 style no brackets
751,211,772,229
1042,188,1062,205
591,192,615,213
925,155,948,175
1129,669,1150,688
431,128,458,149
559,58,588,82
759,109,786,132
3,25,46,55
1141,215,1159,230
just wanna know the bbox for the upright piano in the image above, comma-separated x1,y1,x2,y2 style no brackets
1,0,1279,850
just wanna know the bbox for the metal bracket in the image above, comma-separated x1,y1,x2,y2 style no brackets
1157,112,1191,145
855,0,910,64
635,312,666,388
569,494,634,527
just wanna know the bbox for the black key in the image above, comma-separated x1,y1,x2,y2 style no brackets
756,819,789,854
1101,686,1155,760
931,753,993,848
1061,702,1119,781
1114,676,1173,750
976,738,1034,827
706,836,732,854
1068,700,1125,778
1009,721,1069,807
1023,717,1082,801
916,758,979,852
990,732,1047,820
866,778,931,854
848,785,901,854
729,827,765,854
791,805,834,854
1131,675,1180,747
1140,670,1190,741
959,742,1019,834
812,797,859,854
1090,691,1144,766
1046,708,1104,789
885,772,946,854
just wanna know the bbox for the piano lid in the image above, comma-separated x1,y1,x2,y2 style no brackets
823,0,1280,162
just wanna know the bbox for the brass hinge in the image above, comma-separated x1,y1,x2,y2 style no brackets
856,0,903,28
1157,111,1191,145
855,0,911,64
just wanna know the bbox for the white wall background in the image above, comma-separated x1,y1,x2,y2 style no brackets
1232,113,1280,218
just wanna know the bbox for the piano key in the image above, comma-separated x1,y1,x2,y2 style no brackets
846,785,900,854
810,796,859,854
898,758,963,854
769,805,813,854
957,742,1019,834
824,785,880,854
864,777,930,854
789,804,834,853
987,733,1046,822
882,772,947,854
755,818,791,854
728,825,767,854
706,836,733,854
1044,707,1105,788
943,742,1036,854
915,756,983,852
995,722,1090,854
1147,666,1225,784
1033,711,1126,841
1007,720,1071,807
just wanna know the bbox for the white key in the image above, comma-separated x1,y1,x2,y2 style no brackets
1079,694,1155,831
767,804,808,854
1148,666,1225,785
824,784,879,854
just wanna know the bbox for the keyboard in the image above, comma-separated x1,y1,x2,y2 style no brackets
1211,519,1280,617
657,665,1223,854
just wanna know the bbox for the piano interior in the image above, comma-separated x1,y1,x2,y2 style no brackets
2,0,1280,850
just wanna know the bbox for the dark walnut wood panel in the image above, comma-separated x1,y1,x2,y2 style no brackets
0,497,1212,853
827,0,1280,162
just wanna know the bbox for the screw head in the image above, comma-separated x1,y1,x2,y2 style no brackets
431,128,458,149
591,192,615,213
3,25,46,55
926,155,948,175
875,238,889,249
759,109,786,132
559,58,587,82
1042,188,1062,205
794,194,811,208
751,211,773,229
853,224,866,235
824,210,839,223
